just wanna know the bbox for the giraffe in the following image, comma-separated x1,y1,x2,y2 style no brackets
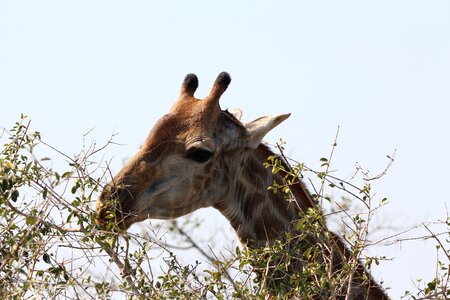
96,72,389,299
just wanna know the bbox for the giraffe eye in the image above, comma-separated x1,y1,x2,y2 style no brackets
186,148,213,163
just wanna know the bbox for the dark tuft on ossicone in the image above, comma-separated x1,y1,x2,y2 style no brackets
215,72,231,88
183,73,199,96
207,72,231,100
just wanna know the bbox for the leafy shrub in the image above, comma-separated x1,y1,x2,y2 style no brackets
0,116,448,299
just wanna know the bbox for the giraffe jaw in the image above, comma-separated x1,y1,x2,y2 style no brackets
131,176,210,222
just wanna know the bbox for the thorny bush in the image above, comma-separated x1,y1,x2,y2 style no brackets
0,116,448,299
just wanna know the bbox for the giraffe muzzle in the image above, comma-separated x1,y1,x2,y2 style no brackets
96,183,135,230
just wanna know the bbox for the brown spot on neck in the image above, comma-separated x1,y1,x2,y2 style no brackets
214,144,315,248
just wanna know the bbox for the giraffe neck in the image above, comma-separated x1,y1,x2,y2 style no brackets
213,144,313,248
212,144,389,299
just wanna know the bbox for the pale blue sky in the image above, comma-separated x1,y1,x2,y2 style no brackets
1,1,450,297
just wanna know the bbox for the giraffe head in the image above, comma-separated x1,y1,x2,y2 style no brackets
96,72,290,229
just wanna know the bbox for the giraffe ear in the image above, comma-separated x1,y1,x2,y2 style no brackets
229,108,243,121
244,113,291,149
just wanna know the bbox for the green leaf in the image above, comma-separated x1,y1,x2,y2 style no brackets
26,215,37,225
425,278,438,294
107,236,116,249
105,212,116,220
71,184,79,194
62,171,73,179
66,211,74,223
43,253,51,264
11,190,19,202
4,161,15,170
1,179,10,191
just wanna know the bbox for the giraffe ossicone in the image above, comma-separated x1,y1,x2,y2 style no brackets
96,72,389,299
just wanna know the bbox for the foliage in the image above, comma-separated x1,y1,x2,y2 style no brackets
0,116,448,299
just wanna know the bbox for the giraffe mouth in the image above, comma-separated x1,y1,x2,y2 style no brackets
96,176,178,228
144,176,176,197
134,176,177,216
95,184,135,229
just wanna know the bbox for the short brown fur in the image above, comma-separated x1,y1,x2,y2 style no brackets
97,72,388,299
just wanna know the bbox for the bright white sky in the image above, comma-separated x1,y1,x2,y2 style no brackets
1,1,450,298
